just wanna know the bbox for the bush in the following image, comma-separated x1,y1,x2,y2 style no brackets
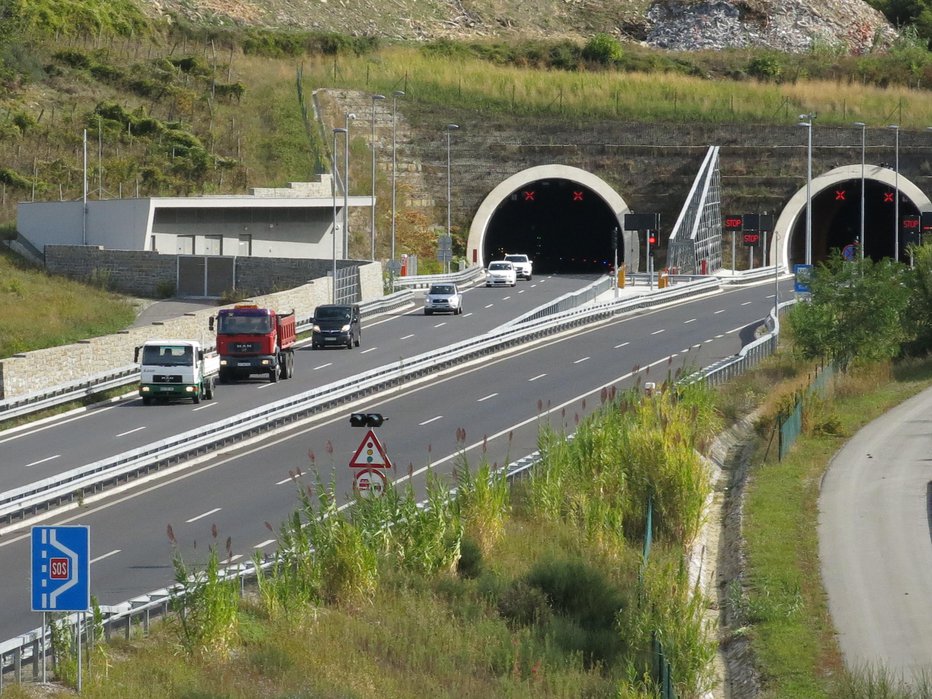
747,54,782,80
497,579,552,628
456,536,483,579
582,33,623,65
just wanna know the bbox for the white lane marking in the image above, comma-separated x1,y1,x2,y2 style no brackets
614,341,630,349
741,301,752,306
574,356,590,364
314,363,333,370
705,339,714,343
192,403,216,412
401,334,415,340
24,455,60,468
518,290,525,294
503,296,511,300
477,393,498,402
528,373,546,382
684,318,697,324
226,554,244,563
257,383,276,390
186,507,221,523
714,309,725,314
419,416,443,426
651,329,665,335
91,549,121,565
116,426,146,437
254,539,276,549
726,326,743,334
464,312,474,317
484,303,494,309
276,476,293,485
434,322,447,328
715,334,724,339
361,348,377,354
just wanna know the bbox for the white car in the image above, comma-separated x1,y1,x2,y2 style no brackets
504,253,533,280
486,260,517,287
424,283,463,315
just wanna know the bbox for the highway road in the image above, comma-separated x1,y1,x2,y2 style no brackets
819,387,932,682
0,276,786,641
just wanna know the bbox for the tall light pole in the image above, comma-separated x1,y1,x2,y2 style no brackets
854,122,866,260
889,124,900,261
332,127,347,303
343,112,356,260
445,124,459,275
369,94,384,261
390,90,404,264
799,113,816,266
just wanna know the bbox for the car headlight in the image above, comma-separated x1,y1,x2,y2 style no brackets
140,386,150,393
341,324,351,332
312,324,321,332
184,386,195,393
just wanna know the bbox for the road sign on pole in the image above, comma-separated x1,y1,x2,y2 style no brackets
349,429,392,470
31,526,89,612
354,468,387,497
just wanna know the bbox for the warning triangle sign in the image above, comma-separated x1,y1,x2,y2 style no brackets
349,429,392,470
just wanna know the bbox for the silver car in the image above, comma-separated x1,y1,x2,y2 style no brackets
424,283,463,315
486,260,517,287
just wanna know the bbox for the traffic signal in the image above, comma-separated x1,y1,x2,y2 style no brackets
350,413,386,427
647,231,657,245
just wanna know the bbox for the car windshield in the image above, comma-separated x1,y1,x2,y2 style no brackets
217,314,271,334
490,263,510,270
316,306,351,320
430,285,455,295
141,345,193,366
505,255,526,262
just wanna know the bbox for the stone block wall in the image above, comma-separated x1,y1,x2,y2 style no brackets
45,246,176,297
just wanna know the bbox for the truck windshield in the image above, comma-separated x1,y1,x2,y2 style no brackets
141,345,193,366
217,315,272,334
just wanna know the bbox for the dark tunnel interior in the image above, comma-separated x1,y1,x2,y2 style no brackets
789,179,919,264
482,179,620,273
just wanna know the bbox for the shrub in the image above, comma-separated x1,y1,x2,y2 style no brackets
747,54,782,80
497,579,552,628
582,33,623,65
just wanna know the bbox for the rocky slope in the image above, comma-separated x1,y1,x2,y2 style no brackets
144,0,897,54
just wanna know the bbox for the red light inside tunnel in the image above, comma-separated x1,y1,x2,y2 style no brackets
572,191,584,201
523,190,535,202
883,191,894,203
835,190,846,201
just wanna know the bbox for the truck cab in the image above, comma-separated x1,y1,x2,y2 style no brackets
211,304,296,382
136,340,218,405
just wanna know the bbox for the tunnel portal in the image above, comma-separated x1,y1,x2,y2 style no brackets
481,179,621,274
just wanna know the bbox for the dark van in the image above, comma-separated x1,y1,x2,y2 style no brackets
310,304,361,349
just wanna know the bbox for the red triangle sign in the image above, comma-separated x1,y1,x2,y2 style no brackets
349,429,392,470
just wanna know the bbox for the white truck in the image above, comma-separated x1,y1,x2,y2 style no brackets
135,339,220,405
504,253,533,280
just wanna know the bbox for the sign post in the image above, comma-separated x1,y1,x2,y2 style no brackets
349,428,392,497
32,525,90,688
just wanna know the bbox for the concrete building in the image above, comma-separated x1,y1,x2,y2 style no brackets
16,176,373,260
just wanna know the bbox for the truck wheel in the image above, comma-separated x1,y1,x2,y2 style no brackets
205,379,215,400
354,332,360,348
192,392,200,404
270,367,279,383
288,353,295,377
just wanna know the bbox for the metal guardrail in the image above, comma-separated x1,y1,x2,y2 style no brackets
0,292,417,425
390,264,484,290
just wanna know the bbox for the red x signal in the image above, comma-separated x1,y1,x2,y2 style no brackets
883,191,894,203
835,190,846,201
523,190,535,202
572,191,584,201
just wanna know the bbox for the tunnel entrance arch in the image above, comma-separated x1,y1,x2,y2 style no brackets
466,165,636,274
772,165,932,268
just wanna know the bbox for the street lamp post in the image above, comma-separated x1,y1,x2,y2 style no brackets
799,113,816,266
889,124,900,261
854,122,866,260
445,124,459,275
343,112,357,260
332,127,347,303
370,94,384,261
390,90,404,264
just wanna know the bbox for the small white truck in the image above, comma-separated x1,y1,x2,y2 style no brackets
135,340,220,405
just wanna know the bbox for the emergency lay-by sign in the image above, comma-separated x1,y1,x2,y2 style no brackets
348,429,392,470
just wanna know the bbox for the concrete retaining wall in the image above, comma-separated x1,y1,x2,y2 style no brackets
0,262,384,399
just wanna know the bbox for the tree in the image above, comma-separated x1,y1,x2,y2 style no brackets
787,253,912,368
903,240,932,354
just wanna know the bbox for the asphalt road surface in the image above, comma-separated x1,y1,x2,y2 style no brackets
819,386,932,682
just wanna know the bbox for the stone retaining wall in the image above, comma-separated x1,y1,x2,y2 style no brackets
0,262,384,400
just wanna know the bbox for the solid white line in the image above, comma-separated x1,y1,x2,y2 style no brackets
651,329,665,335
401,334,414,340
186,507,221,523
684,318,697,324
614,341,630,349
528,373,546,382
725,326,742,334
314,363,333,370
573,356,590,364
91,549,121,565
419,416,443,426
254,539,276,549
116,426,146,437
24,455,60,468
477,393,498,402
361,348,377,354
192,403,216,412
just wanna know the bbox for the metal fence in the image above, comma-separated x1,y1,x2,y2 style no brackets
778,360,833,460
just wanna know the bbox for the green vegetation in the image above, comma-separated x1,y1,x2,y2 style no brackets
0,247,136,358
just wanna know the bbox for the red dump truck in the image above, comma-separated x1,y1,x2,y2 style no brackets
210,304,296,383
